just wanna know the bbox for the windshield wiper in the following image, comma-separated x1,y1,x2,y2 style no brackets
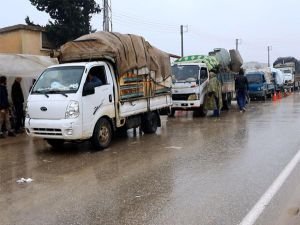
48,90,68,98
32,90,49,98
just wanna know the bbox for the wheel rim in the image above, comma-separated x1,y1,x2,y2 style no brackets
99,125,109,144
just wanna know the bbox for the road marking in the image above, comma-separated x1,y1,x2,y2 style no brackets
239,149,300,225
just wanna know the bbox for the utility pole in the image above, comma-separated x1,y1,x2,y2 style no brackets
103,0,112,32
236,38,241,51
267,46,272,67
180,25,188,57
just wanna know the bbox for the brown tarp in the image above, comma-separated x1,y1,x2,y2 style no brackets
58,31,171,79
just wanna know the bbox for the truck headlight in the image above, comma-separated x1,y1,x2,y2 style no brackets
25,103,29,118
188,94,197,101
65,101,80,119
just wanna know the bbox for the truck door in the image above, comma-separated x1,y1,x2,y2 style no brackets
199,67,209,102
82,65,115,137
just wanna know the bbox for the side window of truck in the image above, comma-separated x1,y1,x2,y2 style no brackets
88,66,108,85
200,68,208,83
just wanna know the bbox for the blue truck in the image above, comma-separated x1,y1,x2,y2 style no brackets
245,71,275,100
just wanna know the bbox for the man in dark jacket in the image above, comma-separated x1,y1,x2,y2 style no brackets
11,77,24,133
0,76,15,138
235,69,249,112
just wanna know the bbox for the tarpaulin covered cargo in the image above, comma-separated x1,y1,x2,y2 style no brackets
229,50,243,73
56,31,171,80
174,55,219,70
273,57,300,74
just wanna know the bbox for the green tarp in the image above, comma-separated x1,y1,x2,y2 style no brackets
175,55,219,70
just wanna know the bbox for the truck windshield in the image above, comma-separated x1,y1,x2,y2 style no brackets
246,74,262,83
32,66,84,94
283,69,292,74
172,65,200,83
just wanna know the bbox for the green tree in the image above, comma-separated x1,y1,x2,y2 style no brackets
26,0,101,48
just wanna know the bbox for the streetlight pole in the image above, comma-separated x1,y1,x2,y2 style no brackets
236,38,241,51
267,46,272,67
180,25,188,57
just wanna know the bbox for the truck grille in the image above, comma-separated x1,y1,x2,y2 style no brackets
32,128,62,136
172,94,190,101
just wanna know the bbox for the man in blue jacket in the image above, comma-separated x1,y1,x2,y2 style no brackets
0,76,15,138
235,69,249,112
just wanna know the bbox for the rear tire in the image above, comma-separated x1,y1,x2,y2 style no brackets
46,139,64,149
91,118,112,150
168,109,176,117
199,105,207,117
141,112,159,134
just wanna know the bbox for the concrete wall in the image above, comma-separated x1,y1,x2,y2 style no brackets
0,29,50,56
0,30,22,53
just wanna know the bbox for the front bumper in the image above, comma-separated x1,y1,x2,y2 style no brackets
248,91,265,97
25,118,83,140
172,100,201,110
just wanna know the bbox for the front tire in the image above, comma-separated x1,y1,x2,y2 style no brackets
91,118,112,150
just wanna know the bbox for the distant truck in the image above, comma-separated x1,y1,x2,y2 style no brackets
25,32,172,149
245,70,275,100
273,57,300,90
170,49,242,116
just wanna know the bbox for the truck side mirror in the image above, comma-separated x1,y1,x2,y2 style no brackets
82,84,95,96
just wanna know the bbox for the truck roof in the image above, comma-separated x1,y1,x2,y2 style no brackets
173,62,207,67
175,55,218,70
47,62,105,68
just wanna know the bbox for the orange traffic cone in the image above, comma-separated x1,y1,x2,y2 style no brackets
272,92,277,101
277,91,282,99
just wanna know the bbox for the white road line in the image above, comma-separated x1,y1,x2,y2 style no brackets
239,149,300,225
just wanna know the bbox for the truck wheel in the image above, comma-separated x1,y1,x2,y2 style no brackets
194,105,207,117
46,139,64,149
141,112,159,134
91,118,112,150
199,105,207,117
223,100,230,110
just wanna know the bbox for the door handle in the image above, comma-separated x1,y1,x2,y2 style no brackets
109,94,112,102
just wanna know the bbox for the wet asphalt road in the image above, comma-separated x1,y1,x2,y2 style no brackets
1,94,300,225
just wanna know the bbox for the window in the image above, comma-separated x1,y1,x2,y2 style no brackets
200,68,208,83
41,32,55,49
88,66,107,85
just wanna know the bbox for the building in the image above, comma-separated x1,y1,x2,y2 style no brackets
0,24,54,56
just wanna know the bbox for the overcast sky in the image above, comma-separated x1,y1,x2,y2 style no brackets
0,0,299,64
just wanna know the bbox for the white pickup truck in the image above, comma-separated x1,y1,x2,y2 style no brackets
25,32,172,149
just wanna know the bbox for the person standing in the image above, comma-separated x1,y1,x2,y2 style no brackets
0,76,15,138
11,77,24,133
204,71,223,117
235,69,249,112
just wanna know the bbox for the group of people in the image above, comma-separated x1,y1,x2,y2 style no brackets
205,68,249,116
0,76,25,138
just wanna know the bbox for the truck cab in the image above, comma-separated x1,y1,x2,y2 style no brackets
278,67,295,88
246,71,275,100
170,63,209,116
